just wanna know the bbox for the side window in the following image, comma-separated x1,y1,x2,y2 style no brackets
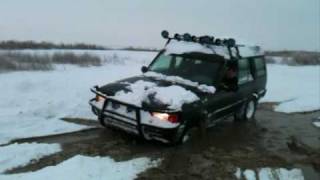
238,59,253,85
254,57,266,76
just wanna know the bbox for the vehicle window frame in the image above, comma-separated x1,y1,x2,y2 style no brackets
253,56,266,77
237,58,254,85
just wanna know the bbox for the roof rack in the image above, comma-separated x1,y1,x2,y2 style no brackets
161,30,241,59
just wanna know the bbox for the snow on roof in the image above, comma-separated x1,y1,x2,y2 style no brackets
144,72,216,94
164,40,263,59
111,80,200,110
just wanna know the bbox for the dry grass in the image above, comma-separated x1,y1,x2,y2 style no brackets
0,51,102,71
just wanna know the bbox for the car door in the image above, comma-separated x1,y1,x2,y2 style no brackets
205,67,241,124
237,58,255,103
206,90,239,122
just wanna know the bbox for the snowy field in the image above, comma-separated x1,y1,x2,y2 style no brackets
0,50,319,179
262,64,320,113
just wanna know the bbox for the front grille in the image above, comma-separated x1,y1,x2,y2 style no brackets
104,115,139,135
102,99,141,135
105,100,137,122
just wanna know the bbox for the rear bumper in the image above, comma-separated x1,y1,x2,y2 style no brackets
89,98,181,143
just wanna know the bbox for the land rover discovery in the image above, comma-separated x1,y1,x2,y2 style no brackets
89,31,267,144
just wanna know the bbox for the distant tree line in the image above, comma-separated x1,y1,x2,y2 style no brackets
0,40,108,50
120,46,159,52
265,50,320,65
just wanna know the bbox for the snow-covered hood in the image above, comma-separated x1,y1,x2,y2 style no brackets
98,74,215,111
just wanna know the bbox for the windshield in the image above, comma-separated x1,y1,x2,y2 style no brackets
148,53,223,86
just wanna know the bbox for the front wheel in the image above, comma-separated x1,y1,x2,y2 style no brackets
168,124,190,145
234,99,257,121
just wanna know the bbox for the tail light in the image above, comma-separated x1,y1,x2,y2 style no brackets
151,112,179,123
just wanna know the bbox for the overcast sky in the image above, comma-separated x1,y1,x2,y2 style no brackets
0,0,319,51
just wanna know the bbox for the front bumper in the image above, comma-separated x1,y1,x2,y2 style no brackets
89,98,181,143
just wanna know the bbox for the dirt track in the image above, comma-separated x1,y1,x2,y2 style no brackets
8,104,320,180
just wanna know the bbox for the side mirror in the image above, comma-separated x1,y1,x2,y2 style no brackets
141,66,148,73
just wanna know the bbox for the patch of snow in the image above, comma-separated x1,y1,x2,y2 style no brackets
144,71,216,94
313,122,320,128
0,155,160,180
258,168,304,180
235,167,304,180
262,64,320,113
234,168,242,179
0,117,87,145
146,85,200,110
243,169,256,180
0,143,61,173
165,40,215,56
112,80,200,110
112,80,156,107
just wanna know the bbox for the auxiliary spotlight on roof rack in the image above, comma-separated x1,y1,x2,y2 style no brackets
161,30,241,59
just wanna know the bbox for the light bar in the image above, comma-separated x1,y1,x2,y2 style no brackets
160,30,237,47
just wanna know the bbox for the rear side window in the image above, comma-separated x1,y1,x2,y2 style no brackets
254,57,266,76
238,59,253,85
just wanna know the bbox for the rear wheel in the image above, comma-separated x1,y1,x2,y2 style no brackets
234,98,257,121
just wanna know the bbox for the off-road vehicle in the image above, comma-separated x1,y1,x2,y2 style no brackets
89,31,267,144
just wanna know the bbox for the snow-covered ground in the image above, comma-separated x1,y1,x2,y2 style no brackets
0,143,61,173
0,49,319,179
0,155,159,180
0,50,319,144
0,50,156,145
262,64,320,113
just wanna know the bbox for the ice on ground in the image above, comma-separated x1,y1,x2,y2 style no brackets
0,50,156,144
0,143,61,173
235,167,304,180
144,71,216,94
0,155,160,180
112,80,200,110
262,64,320,113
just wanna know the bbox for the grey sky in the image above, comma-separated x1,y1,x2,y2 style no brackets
0,0,319,51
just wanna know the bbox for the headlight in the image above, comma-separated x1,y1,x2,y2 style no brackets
151,112,179,123
95,95,106,102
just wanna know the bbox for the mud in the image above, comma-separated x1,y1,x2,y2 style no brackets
6,103,320,179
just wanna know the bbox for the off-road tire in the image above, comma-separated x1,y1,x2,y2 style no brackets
234,98,257,121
